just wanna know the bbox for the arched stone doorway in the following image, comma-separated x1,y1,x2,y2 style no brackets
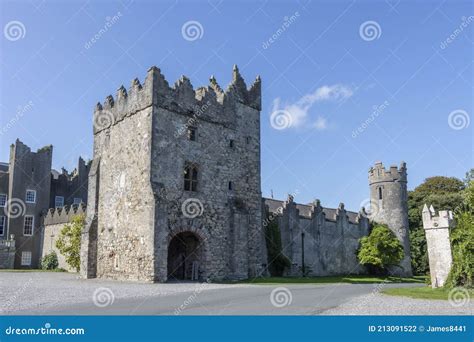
167,232,203,281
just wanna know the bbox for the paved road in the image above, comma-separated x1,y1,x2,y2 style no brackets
0,271,429,315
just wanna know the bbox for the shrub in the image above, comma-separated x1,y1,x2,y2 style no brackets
358,223,404,275
56,214,85,272
41,251,59,270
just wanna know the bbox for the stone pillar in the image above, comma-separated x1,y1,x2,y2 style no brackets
422,204,455,288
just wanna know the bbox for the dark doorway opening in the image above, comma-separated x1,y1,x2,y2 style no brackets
167,232,202,281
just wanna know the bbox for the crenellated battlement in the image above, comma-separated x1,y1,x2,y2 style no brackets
43,203,86,226
422,204,454,230
264,197,367,225
368,161,407,184
93,65,261,135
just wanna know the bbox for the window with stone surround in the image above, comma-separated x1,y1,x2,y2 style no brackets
0,194,6,207
55,196,64,208
25,189,36,203
21,251,32,266
23,215,34,236
0,216,5,236
184,163,198,192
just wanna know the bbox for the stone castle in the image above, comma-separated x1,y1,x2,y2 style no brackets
0,66,412,280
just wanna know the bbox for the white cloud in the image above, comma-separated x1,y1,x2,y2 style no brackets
270,84,353,130
314,116,327,130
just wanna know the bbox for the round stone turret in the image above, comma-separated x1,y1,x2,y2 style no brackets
368,161,412,276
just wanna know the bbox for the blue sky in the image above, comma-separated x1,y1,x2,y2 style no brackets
0,0,472,211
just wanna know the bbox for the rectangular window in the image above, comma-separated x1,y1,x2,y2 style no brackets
187,127,197,141
21,251,32,266
73,198,82,205
0,194,6,207
0,216,5,236
25,190,36,203
23,215,34,236
229,140,235,148
55,196,64,208
184,164,198,192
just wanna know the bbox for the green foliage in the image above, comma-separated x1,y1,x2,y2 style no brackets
55,214,84,272
264,217,291,276
358,223,404,275
445,180,474,288
40,251,59,270
409,229,428,276
407,176,465,274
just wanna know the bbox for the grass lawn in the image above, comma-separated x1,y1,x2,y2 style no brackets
381,286,474,300
233,275,426,285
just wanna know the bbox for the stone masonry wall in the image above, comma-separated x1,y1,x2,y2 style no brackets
150,66,264,281
264,197,369,276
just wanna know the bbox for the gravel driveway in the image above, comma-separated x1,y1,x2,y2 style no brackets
1,271,471,315
324,293,473,315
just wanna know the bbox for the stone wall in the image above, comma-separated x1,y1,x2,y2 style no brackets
150,66,264,281
41,204,86,272
264,196,369,276
422,204,454,288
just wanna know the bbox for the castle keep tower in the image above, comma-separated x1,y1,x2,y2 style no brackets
81,65,265,282
368,161,412,276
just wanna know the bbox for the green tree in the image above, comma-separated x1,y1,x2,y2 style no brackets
264,217,291,276
358,223,404,275
445,180,474,288
55,214,84,272
408,176,465,274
